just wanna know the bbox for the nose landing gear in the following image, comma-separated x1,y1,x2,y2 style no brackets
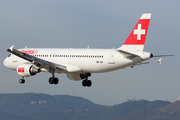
19,79,25,84
19,77,25,84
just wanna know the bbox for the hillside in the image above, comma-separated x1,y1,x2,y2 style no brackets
0,93,172,120
26,99,171,120
0,93,100,117
116,100,180,120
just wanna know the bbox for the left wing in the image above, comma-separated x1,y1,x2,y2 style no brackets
7,45,82,73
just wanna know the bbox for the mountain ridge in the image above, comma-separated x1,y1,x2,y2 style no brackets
0,93,101,117
0,93,175,120
116,100,180,120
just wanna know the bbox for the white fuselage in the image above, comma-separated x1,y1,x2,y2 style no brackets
4,48,146,74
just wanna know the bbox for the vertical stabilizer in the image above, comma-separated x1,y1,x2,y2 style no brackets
118,13,151,51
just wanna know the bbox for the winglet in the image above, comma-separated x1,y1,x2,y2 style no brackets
9,45,14,51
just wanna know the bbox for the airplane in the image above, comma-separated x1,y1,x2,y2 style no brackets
3,13,172,87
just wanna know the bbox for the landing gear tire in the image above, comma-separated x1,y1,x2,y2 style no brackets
19,79,25,84
82,80,87,87
82,80,92,87
53,78,59,85
49,77,59,85
49,77,54,84
87,80,92,87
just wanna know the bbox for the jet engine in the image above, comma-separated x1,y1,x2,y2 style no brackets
16,64,41,77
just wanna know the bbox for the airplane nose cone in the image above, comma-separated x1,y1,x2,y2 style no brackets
3,57,16,70
3,58,8,68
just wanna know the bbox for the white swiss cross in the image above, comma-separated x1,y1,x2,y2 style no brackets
133,24,145,40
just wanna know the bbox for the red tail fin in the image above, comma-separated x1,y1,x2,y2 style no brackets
119,13,151,51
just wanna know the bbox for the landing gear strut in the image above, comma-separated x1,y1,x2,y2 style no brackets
82,73,92,87
49,69,59,85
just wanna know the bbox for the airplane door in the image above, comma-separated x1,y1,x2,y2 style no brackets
12,55,17,62
49,53,55,61
108,51,115,64
49,53,53,60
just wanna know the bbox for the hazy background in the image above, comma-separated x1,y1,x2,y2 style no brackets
0,0,179,105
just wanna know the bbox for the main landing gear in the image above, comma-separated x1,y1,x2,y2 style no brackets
49,69,59,85
81,73,92,87
49,77,59,85
82,79,92,87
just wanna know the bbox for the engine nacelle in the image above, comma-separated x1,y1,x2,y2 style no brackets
67,73,91,81
17,64,41,77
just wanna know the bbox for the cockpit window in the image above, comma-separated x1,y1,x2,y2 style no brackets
8,54,11,57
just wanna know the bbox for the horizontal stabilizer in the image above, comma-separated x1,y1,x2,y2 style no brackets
158,58,162,64
117,49,141,57
133,58,163,67
152,55,174,57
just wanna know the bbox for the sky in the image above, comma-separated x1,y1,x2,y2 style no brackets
0,0,179,106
